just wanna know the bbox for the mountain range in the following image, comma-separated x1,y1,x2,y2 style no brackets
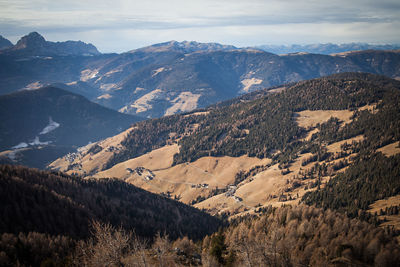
50,72,400,217
1,32,400,118
1,32,400,266
257,43,400,55
0,32,100,56
44,72,400,265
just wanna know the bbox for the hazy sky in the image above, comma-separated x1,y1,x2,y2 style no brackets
1,0,400,53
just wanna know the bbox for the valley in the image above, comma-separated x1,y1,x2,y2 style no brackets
50,73,400,227
50,106,371,217
1,31,400,266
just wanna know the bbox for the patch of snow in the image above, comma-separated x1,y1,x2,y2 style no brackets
23,81,43,90
118,106,129,113
133,87,145,94
29,136,51,146
12,142,28,149
10,118,58,149
97,94,112,100
152,67,166,77
39,117,60,135
104,68,122,77
0,151,20,162
99,83,118,91
240,78,263,93
7,150,18,161
164,91,201,116
80,69,99,82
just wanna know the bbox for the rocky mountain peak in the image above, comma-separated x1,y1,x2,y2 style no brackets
0,35,13,50
14,32,46,49
3,32,100,56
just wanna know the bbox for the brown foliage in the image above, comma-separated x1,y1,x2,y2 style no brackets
207,205,400,267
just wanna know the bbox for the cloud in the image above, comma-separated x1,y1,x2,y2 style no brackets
1,0,399,52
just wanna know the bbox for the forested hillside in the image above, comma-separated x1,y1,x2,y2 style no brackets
104,72,400,169
202,206,400,266
0,86,140,151
5,72,400,266
0,86,141,169
2,204,398,266
54,72,400,226
303,154,400,217
301,75,400,220
0,165,221,240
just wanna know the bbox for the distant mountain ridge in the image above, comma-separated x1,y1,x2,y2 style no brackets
0,33,400,118
257,43,400,55
75,48,400,118
1,32,100,56
133,40,239,53
0,35,13,50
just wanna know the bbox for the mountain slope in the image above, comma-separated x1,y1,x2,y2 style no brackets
303,153,400,217
50,73,400,221
0,86,141,168
0,164,221,240
205,205,400,266
108,72,400,166
1,34,400,118
4,164,400,267
0,35,13,50
93,49,400,118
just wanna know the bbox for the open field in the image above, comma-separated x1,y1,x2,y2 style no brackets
296,109,354,128
377,142,400,157
95,146,271,205
49,127,135,175
49,106,378,217
326,135,364,153
369,195,400,231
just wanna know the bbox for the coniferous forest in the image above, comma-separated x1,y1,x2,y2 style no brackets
106,72,400,168
2,0,400,262
2,73,400,266
2,166,400,267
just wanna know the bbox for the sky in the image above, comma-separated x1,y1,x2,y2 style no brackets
1,0,400,53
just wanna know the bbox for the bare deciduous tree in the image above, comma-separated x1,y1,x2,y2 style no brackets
74,221,130,267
